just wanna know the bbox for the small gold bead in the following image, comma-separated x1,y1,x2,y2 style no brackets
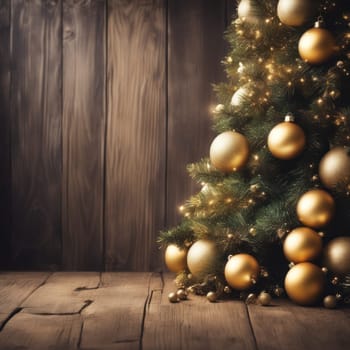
168,292,179,303
207,291,217,302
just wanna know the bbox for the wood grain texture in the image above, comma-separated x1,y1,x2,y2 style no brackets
248,299,350,350
105,0,166,271
62,0,106,270
0,312,82,349
10,0,62,269
0,1,11,269
166,0,227,226
0,272,50,328
80,272,157,350
21,272,100,314
142,273,257,350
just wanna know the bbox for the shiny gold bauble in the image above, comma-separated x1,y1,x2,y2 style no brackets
284,262,325,305
298,27,337,65
165,244,187,273
187,240,217,279
237,0,261,24
224,254,260,290
324,237,350,275
283,227,322,263
168,292,179,303
206,291,217,302
267,121,306,160
176,289,188,300
319,147,350,191
323,295,337,309
210,131,250,172
277,0,318,27
296,189,335,229
258,292,272,306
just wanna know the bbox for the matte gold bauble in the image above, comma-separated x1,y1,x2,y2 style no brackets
165,244,187,273
224,254,260,290
277,0,318,27
298,22,337,64
187,240,217,279
284,262,325,305
283,227,322,263
210,131,250,172
237,0,261,24
296,189,335,229
319,147,350,191
267,119,306,160
324,237,350,275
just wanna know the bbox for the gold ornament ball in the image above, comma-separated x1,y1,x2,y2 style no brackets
237,0,261,24
267,121,306,160
284,262,325,305
324,237,350,275
176,289,188,300
298,27,337,65
187,240,218,279
165,244,187,273
168,292,179,303
319,147,350,191
258,292,272,306
323,295,337,309
277,0,318,27
283,227,322,263
206,291,217,302
210,131,250,172
296,189,335,229
224,254,260,290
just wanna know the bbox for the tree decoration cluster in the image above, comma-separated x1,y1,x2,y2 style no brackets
159,0,350,308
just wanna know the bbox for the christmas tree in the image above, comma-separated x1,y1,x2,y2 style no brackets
159,0,350,308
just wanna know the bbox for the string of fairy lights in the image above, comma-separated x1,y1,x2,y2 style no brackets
160,0,350,309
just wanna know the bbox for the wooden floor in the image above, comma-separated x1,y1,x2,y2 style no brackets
0,272,349,349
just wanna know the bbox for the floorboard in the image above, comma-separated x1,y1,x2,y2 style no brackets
142,274,256,350
0,272,349,350
0,312,81,349
0,272,50,327
248,299,350,350
79,272,158,350
21,272,100,314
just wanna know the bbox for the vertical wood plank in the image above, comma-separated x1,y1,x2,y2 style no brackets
62,0,105,270
226,0,237,25
167,0,228,226
105,0,166,271
0,1,11,269
10,0,62,269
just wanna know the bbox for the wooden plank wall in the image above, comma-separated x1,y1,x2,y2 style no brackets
0,1,11,269
0,0,233,271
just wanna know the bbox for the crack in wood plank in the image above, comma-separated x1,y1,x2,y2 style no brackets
140,272,164,350
74,271,102,291
244,303,258,350
27,299,94,316
0,308,22,332
0,272,52,331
